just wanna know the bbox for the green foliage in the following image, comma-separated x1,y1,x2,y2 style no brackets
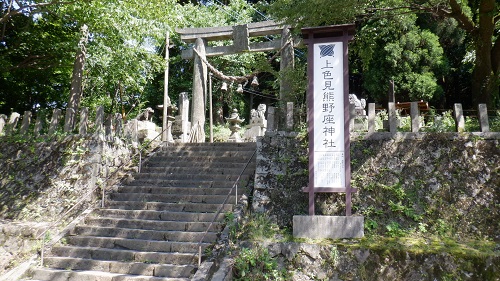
356,12,447,104
0,12,78,113
208,124,247,142
375,110,388,131
269,0,500,108
233,246,289,281
1,0,265,121
396,111,411,132
385,221,404,237
464,116,480,132
268,0,366,27
237,213,285,241
490,111,500,132
67,0,179,116
365,219,379,232
423,110,456,132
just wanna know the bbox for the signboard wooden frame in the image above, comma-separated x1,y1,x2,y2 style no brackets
302,24,356,216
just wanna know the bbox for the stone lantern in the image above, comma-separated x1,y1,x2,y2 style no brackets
225,109,245,142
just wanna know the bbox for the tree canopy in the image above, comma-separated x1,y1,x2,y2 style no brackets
270,0,500,108
1,0,498,117
1,0,269,119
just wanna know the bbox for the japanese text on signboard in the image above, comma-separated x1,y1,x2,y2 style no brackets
313,42,345,187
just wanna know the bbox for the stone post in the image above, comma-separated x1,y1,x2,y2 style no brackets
128,119,139,146
267,106,275,131
115,113,123,138
166,106,175,143
478,104,489,132
0,114,6,136
64,108,75,133
368,103,376,134
180,92,190,143
453,103,465,132
191,38,207,142
48,109,61,136
105,114,113,141
388,102,397,133
5,112,20,136
20,111,32,135
286,102,294,130
95,106,105,133
34,115,43,138
410,102,420,133
79,107,89,135
349,104,356,132
280,27,295,102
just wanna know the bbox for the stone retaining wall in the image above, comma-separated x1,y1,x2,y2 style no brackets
0,135,142,274
242,241,499,281
254,131,500,240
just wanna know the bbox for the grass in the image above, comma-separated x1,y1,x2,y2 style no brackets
235,212,292,242
355,235,498,258
289,234,498,260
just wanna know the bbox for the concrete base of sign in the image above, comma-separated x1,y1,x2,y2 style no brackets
293,215,364,239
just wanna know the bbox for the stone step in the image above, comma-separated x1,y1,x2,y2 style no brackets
27,143,254,281
93,209,222,222
109,193,236,205
65,236,209,253
84,217,224,232
30,268,190,281
50,246,198,265
42,257,196,278
153,150,255,158
71,226,218,243
143,161,254,169
125,179,245,188
160,142,256,151
131,173,248,181
103,201,234,213
145,155,252,164
115,186,235,196
139,166,253,175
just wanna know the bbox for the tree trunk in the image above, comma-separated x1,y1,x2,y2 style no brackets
471,0,496,108
68,24,89,114
491,34,500,107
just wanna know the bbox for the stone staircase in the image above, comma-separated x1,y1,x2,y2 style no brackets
27,142,256,281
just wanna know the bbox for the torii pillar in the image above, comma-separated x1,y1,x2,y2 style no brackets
280,26,295,103
191,38,208,142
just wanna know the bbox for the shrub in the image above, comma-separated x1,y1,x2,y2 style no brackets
233,246,288,281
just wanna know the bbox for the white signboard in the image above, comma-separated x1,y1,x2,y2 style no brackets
313,42,345,188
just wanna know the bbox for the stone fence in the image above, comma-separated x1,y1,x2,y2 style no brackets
0,106,153,145
2,101,498,144
266,102,307,132
365,102,497,133
267,101,500,134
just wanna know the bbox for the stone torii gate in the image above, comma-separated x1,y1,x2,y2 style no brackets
176,20,296,142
